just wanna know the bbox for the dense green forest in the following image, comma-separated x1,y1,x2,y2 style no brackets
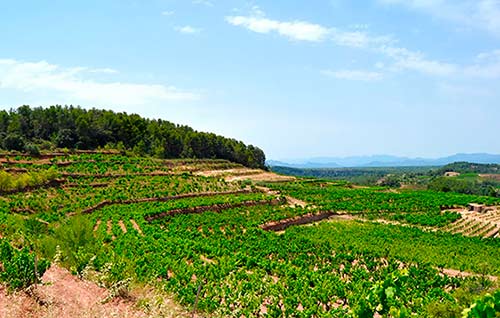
428,176,500,197
435,162,500,175
0,105,265,168
271,164,500,197
270,165,433,185
428,162,500,197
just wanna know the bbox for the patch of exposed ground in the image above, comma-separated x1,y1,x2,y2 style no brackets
0,266,191,318
106,220,116,241
439,268,498,282
226,172,295,182
285,196,307,208
94,219,101,232
194,168,261,178
255,185,310,208
261,213,356,231
479,174,500,181
130,219,143,236
119,220,128,234
194,166,296,182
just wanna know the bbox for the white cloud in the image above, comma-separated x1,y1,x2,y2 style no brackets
226,9,500,80
476,49,500,60
87,67,118,74
331,29,393,48
463,49,500,78
161,11,175,16
175,25,202,34
379,46,458,76
225,11,454,77
226,9,394,46
0,59,199,107
192,0,213,7
225,15,330,42
321,69,383,81
377,0,500,36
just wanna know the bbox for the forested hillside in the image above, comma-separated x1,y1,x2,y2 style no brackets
436,162,500,175
0,106,265,168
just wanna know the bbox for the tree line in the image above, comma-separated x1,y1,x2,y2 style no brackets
435,162,500,175
0,105,266,168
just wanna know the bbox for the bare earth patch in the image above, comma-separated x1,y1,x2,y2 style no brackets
226,172,295,182
94,219,101,232
130,219,143,235
440,268,498,282
285,195,307,208
194,168,261,178
479,174,500,181
0,266,191,318
194,167,296,183
119,220,128,234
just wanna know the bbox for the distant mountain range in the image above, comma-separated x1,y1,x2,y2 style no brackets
267,153,500,168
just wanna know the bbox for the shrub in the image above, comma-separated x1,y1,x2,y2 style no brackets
0,168,59,193
462,290,500,318
2,133,25,151
24,143,41,157
0,239,50,290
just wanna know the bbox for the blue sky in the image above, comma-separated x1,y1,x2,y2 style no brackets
0,0,499,160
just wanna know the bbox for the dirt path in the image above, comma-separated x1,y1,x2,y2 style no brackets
194,167,295,183
285,196,308,208
0,266,192,318
440,268,498,282
226,172,295,182
255,185,310,208
194,168,262,177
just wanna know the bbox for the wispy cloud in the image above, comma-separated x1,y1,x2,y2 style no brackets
175,25,202,34
377,0,500,36
225,15,330,42
226,9,500,79
379,46,458,76
87,67,118,74
0,59,199,107
463,49,500,78
321,69,383,81
161,11,175,16
192,0,213,7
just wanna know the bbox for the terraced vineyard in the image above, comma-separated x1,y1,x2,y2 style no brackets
1,152,499,317
444,208,500,238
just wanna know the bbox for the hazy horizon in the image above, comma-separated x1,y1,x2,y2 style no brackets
1,0,499,159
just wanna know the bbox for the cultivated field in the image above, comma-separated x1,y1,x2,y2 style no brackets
1,153,499,317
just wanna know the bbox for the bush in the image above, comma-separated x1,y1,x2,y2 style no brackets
462,290,500,318
24,143,41,157
0,168,59,193
2,133,25,151
51,216,99,275
0,239,50,290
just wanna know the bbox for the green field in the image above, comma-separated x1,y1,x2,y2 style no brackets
1,153,499,317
